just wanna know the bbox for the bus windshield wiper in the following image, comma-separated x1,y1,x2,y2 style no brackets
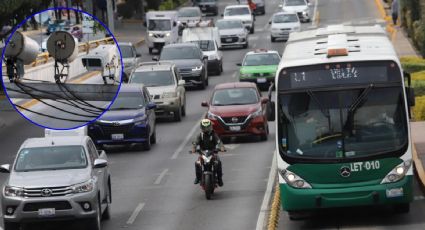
348,84,374,113
306,90,330,118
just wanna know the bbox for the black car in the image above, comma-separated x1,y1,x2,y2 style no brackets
154,43,209,89
193,0,219,16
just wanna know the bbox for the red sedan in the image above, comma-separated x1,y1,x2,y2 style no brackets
201,82,269,141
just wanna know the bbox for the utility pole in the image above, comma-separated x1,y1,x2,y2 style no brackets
107,0,115,33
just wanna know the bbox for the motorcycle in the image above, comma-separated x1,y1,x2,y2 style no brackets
193,148,225,200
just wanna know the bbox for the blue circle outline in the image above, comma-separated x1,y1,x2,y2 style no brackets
1,7,124,130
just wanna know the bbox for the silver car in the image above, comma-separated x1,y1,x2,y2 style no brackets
129,61,187,121
118,42,141,82
0,135,111,230
216,19,249,49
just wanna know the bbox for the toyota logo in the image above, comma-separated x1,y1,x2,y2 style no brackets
112,122,120,126
340,166,351,178
41,188,53,197
231,117,238,123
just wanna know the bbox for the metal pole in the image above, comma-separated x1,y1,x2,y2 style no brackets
107,0,115,33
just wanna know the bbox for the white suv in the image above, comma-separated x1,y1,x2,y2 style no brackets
222,5,255,34
270,12,301,42
280,0,311,22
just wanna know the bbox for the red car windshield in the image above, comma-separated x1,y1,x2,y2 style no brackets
212,88,259,106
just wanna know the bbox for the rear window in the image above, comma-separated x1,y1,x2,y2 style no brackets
82,58,102,67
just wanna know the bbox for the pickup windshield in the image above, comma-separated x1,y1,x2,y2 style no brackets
110,92,146,110
224,7,250,16
130,70,174,86
148,19,171,31
15,146,88,171
277,87,408,161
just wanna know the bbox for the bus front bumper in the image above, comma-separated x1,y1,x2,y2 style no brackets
280,175,413,211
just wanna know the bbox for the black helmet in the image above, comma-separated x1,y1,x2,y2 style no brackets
200,119,212,133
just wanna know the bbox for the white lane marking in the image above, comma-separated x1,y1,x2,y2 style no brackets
126,203,145,225
312,0,319,26
171,117,203,159
414,195,425,201
224,144,240,150
232,72,238,78
154,168,169,185
255,151,277,230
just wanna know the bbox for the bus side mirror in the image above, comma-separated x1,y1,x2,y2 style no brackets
406,87,415,107
267,101,275,121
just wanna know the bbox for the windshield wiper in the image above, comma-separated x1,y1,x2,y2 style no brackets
348,84,374,113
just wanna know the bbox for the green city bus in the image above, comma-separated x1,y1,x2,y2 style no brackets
269,25,416,219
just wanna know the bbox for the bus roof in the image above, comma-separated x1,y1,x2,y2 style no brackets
280,24,398,69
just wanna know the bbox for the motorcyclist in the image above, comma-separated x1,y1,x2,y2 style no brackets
192,119,225,186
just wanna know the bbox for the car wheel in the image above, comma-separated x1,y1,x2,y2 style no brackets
149,48,153,55
4,221,20,230
143,131,152,150
271,36,276,42
102,179,112,220
205,73,209,86
243,42,248,49
182,98,186,117
250,26,255,34
87,197,101,230
150,126,157,144
174,107,182,122
220,61,223,73
199,75,207,89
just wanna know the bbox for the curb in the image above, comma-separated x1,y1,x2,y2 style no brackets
134,38,145,48
374,0,397,40
267,184,281,230
412,140,425,190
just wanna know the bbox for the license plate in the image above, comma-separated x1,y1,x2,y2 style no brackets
386,188,404,198
111,133,124,140
38,208,55,217
257,78,267,83
229,126,241,131
226,38,233,42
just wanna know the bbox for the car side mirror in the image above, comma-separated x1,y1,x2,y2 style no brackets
178,79,186,86
406,87,415,107
267,101,276,121
201,101,209,107
236,63,241,66
93,159,107,168
136,53,141,57
152,56,159,61
173,21,177,27
0,164,10,173
147,102,157,110
261,97,269,104
269,21,272,25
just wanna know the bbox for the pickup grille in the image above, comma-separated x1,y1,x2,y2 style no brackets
24,186,73,197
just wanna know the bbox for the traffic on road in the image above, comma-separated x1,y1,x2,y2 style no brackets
1,0,425,230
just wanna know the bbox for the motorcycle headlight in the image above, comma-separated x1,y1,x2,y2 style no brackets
162,91,178,98
279,169,312,189
192,66,203,71
4,186,24,197
207,111,218,120
149,32,154,37
72,179,95,194
381,160,412,184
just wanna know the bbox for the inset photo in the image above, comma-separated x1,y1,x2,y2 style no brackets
2,7,122,130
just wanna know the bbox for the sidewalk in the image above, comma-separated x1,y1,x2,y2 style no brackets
114,21,146,47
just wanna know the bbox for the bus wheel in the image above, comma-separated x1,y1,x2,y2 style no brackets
394,203,410,214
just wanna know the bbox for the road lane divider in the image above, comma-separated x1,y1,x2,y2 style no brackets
17,71,101,111
256,151,277,230
374,0,397,41
126,202,145,225
267,183,280,230
154,168,169,185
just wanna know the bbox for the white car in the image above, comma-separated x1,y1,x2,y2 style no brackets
222,5,255,34
216,19,249,49
280,0,310,22
270,12,301,42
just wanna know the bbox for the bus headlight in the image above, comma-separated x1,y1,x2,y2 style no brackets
279,169,312,189
381,160,412,184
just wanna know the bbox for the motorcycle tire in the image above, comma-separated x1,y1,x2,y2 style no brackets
204,174,214,200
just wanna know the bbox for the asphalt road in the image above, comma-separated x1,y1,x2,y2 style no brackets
1,0,424,230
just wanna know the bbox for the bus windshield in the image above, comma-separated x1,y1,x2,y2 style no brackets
277,63,408,162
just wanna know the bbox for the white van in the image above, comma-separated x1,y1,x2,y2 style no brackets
145,11,179,54
182,24,223,75
81,44,121,84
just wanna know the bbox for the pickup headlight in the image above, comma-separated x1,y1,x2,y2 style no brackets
4,186,24,197
208,54,218,60
72,179,95,194
165,32,171,37
149,32,154,37
302,9,309,16
279,169,312,189
162,91,178,98
207,111,218,120
134,114,148,126
381,160,412,184
192,66,203,71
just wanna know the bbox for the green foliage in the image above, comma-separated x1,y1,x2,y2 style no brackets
412,20,425,57
413,95,425,121
400,0,425,57
400,56,425,73
159,0,176,10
